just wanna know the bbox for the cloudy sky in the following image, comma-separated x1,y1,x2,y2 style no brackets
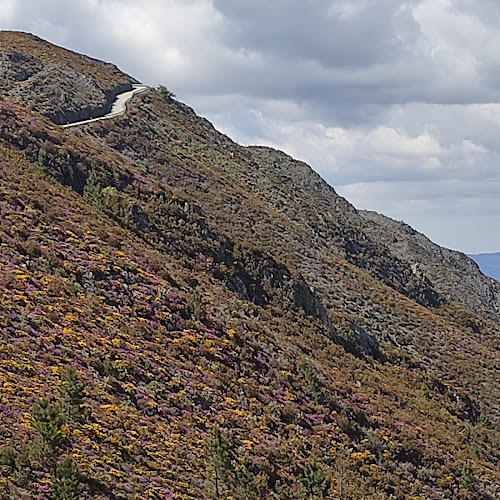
3,0,500,253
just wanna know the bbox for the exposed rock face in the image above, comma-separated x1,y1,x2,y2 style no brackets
216,241,334,334
46,82,133,125
240,145,498,321
245,146,443,310
359,210,500,323
0,31,135,124
351,324,381,359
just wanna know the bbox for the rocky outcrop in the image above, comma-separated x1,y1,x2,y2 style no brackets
291,279,334,334
215,240,336,335
47,82,132,125
0,31,136,125
246,146,443,310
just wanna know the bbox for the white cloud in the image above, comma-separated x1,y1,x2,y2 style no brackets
327,1,369,21
0,0,19,24
365,127,442,157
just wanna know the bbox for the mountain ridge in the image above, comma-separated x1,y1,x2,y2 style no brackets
0,31,499,499
359,210,500,323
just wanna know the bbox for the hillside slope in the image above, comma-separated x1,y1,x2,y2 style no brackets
359,210,500,323
0,31,499,500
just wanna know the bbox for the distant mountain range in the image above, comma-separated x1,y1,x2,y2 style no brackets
469,252,500,280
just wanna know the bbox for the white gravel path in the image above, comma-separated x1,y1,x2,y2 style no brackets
61,84,148,128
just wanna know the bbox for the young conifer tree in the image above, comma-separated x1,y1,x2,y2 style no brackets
52,456,81,500
59,366,85,420
206,426,233,498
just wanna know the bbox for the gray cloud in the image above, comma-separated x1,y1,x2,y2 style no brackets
214,0,408,68
2,0,500,252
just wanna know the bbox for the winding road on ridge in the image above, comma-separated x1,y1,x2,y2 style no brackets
61,84,149,128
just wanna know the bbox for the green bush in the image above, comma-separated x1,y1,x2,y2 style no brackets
36,147,50,176
460,463,476,491
83,173,103,208
0,447,17,469
299,362,324,404
235,456,258,499
300,459,327,498
157,85,175,100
